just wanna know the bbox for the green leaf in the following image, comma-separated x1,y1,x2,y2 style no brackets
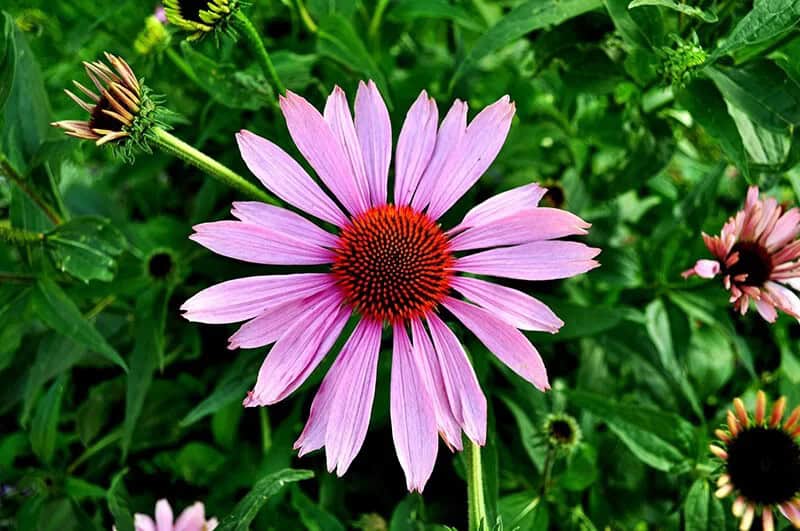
291,486,346,531
679,79,750,182
561,444,599,491
452,0,603,85
674,162,725,231
706,61,800,132
570,390,696,472
604,0,664,49
684,479,725,531
711,0,800,59
0,285,31,367
31,278,127,371
728,104,794,167
498,493,548,531
216,469,314,531
107,470,134,531
388,0,485,31
22,333,85,426
45,216,126,283
316,14,390,107
29,374,66,465
0,11,17,112
628,0,716,22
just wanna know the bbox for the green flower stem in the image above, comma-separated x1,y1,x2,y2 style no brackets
295,0,318,34
1,154,63,225
368,0,390,42
165,47,201,86
0,224,44,246
540,447,556,496
234,10,286,96
466,440,488,531
148,126,275,204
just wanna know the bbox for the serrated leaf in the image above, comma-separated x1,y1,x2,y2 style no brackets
31,278,127,371
215,469,314,531
45,216,126,283
711,0,800,59
628,0,716,22
29,374,66,465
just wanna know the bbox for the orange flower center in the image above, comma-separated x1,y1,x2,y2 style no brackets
332,205,453,323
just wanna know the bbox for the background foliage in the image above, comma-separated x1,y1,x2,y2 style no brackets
1,0,800,529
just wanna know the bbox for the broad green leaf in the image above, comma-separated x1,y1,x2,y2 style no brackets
45,216,126,283
216,469,314,531
728,104,793,167
452,0,603,85
674,162,725,231
707,61,800,132
389,495,425,531
628,0,716,22
535,299,623,341
561,444,598,491
570,390,696,472
29,374,66,465
107,471,134,531
0,285,30,367
22,334,85,425
604,0,664,49
0,11,17,111
64,478,107,501
388,0,485,31
498,493,548,531
711,0,800,59
684,479,725,531
679,79,750,182
291,486,346,531
272,51,318,91
31,279,126,371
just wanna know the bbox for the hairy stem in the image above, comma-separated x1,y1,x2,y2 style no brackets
0,224,44,246
234,11,286,96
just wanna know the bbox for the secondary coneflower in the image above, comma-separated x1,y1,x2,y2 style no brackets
163,0,235,40
710,392,800,530
544,413,581,452
683,186,800,322
181,81,600,491
123,499,217,531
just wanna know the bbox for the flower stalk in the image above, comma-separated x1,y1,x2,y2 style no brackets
233,10,285,96
466,440,488,531
0,224,44,246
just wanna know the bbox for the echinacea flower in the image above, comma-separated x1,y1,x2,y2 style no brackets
543,412,581,452
181,81,600,491
683,186,800,322
121,499,217,531
710,392,800,530
163,0,235,40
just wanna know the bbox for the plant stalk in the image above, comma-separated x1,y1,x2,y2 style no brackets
0,154,62,225
466,440,488,531
0,224,44,246
295,0,318,33
234,11,286,96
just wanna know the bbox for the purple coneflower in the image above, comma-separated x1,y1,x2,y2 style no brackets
710,392,800,530
683,186,800,322
124,499,217,531
181,82,599,491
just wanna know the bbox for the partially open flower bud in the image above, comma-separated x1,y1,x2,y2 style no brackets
543,413,581,452
163,0,237,40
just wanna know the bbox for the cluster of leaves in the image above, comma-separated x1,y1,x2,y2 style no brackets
1,0,799,529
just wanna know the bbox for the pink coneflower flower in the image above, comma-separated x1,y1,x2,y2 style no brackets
181,82,599,491
683,186,800,322
710,392,800,530
123,499,217,531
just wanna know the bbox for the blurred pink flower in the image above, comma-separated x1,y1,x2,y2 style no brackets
684,186,800,322
124,500,217,531
154,5,168,24
182,81,599,491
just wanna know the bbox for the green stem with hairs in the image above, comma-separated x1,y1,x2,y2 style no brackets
147,126,275,203
466,440,488,531
0,224,44,246
234,10,285,96
0,154,62,225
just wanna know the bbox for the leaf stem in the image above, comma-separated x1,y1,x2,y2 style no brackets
540,447,556,496
0,154,62,225
165,47,200,86
147,126,275,203
466,440,488,531
295,0,318,34
368,0,390,42
0,224,44,246
234,11,286,96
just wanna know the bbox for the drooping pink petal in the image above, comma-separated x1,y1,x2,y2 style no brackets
390,323,438,492
411,100,468,212
765,281,800,319
409,318,463,451
181,273,335,324
244,292,350,406
394,91,438,206
227,299,309,350
681,259,721,279
280,91,369,215
443,297,550,391
426,96,516,220
456,183,548,230
455,240,600,281
449,208,590,251
155,500,173,531
236,130,347,227
174,502,205,531
134,514,156,531
765,208,800,251
755,299,778,322
294,355,340,457
451,276,563,333
324,319,382,475
324,86,371,212
355,80,391,206
231,202,338,248
426,313,487,446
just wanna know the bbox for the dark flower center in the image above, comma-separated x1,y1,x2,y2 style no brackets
548,419,574,443
332,205,453,323
725,241,772,286
89,97,125,133
726,426,800,505
148,252,174,279
178,0,212,23
542,185,565,208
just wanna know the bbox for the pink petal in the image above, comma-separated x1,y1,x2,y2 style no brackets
765,208,800,250
324,86,371,212
456,183,548,229
681,259,721,279
231,202,338,248
443,297,550,391
426,96,516,220
206,518,218,531
765,281,800,319
280,91,368,215
134,515,156,531
181,273,335,324
409,318,463,451
244,292,350,406
174,502,205,531
394,91,438,205
236,130,347,227
449,208,590,251
324,319,382,475
455,241,601,281
411,100,468,212
355,80,391,206
190,221,334,266
426,313,487,446
390,323,438,492
755,299,778,322
451,276,563,333
155,500,173,531
227,299,309,350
